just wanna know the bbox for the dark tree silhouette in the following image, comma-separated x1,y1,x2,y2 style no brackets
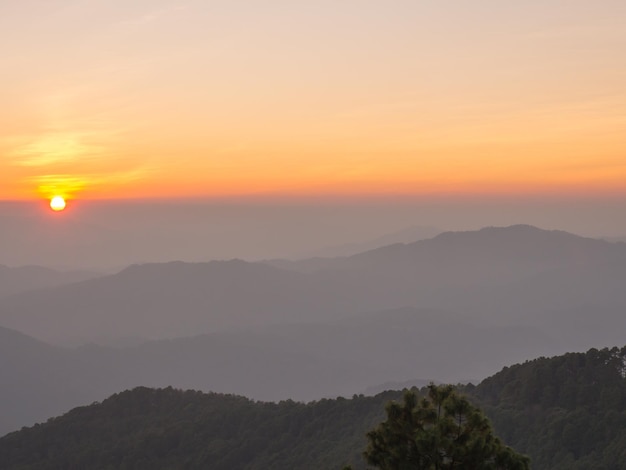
363,384,530,470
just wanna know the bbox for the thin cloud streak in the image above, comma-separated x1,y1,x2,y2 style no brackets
29,166,154,199
10,133,107,167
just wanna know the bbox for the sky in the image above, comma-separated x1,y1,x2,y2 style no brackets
2,0,626,202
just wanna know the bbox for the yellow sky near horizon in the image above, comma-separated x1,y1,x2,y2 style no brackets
1,0,626,201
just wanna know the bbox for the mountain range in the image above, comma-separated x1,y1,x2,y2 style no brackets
0,264,98,299
1,224,625,436
2,225,625,347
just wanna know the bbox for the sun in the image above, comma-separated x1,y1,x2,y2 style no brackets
50,196,67,212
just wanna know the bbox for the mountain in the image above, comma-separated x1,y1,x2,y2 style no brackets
472,346,626,469
266,225,626,347
602,236,626,243
1,346,623,470
0,327,74,437
0,307,559,437
0,386,391,470
0,259,349,345
270,224,626,281
291,224,442,258
0,264,99,299
2,225,626,347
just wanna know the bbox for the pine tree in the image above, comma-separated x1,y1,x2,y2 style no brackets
363,384,530,470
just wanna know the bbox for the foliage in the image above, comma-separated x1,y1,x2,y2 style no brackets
363,384,529,469
0,346,624,469
0,387,393,470
473,346,626,470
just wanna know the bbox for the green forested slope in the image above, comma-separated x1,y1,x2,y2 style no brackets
473,345,626,469
0,346,624,470
0,388,394,470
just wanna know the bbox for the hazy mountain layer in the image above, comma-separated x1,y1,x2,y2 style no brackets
0,260,345,344
291,224,442,258
0,264,99,299
0,307,560,437
1,225,625,348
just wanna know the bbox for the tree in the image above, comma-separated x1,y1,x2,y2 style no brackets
363,384,530,470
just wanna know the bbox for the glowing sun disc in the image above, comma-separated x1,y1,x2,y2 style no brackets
50,196,66,211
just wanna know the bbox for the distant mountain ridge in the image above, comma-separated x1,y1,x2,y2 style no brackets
290,224,442,258
1,224,625,347
271,224,625,276
0,264,99,299
0,259,340,344
0,307,559,437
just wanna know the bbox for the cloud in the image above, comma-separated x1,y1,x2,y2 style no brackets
30,167,153,199
9,133,107,167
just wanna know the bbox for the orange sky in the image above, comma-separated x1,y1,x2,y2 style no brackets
2,0,626,201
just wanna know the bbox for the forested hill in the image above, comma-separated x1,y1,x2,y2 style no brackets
0,346,624,470
0,387,393,470
472,345,626,469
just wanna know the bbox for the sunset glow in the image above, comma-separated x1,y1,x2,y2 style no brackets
1,1,625,201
